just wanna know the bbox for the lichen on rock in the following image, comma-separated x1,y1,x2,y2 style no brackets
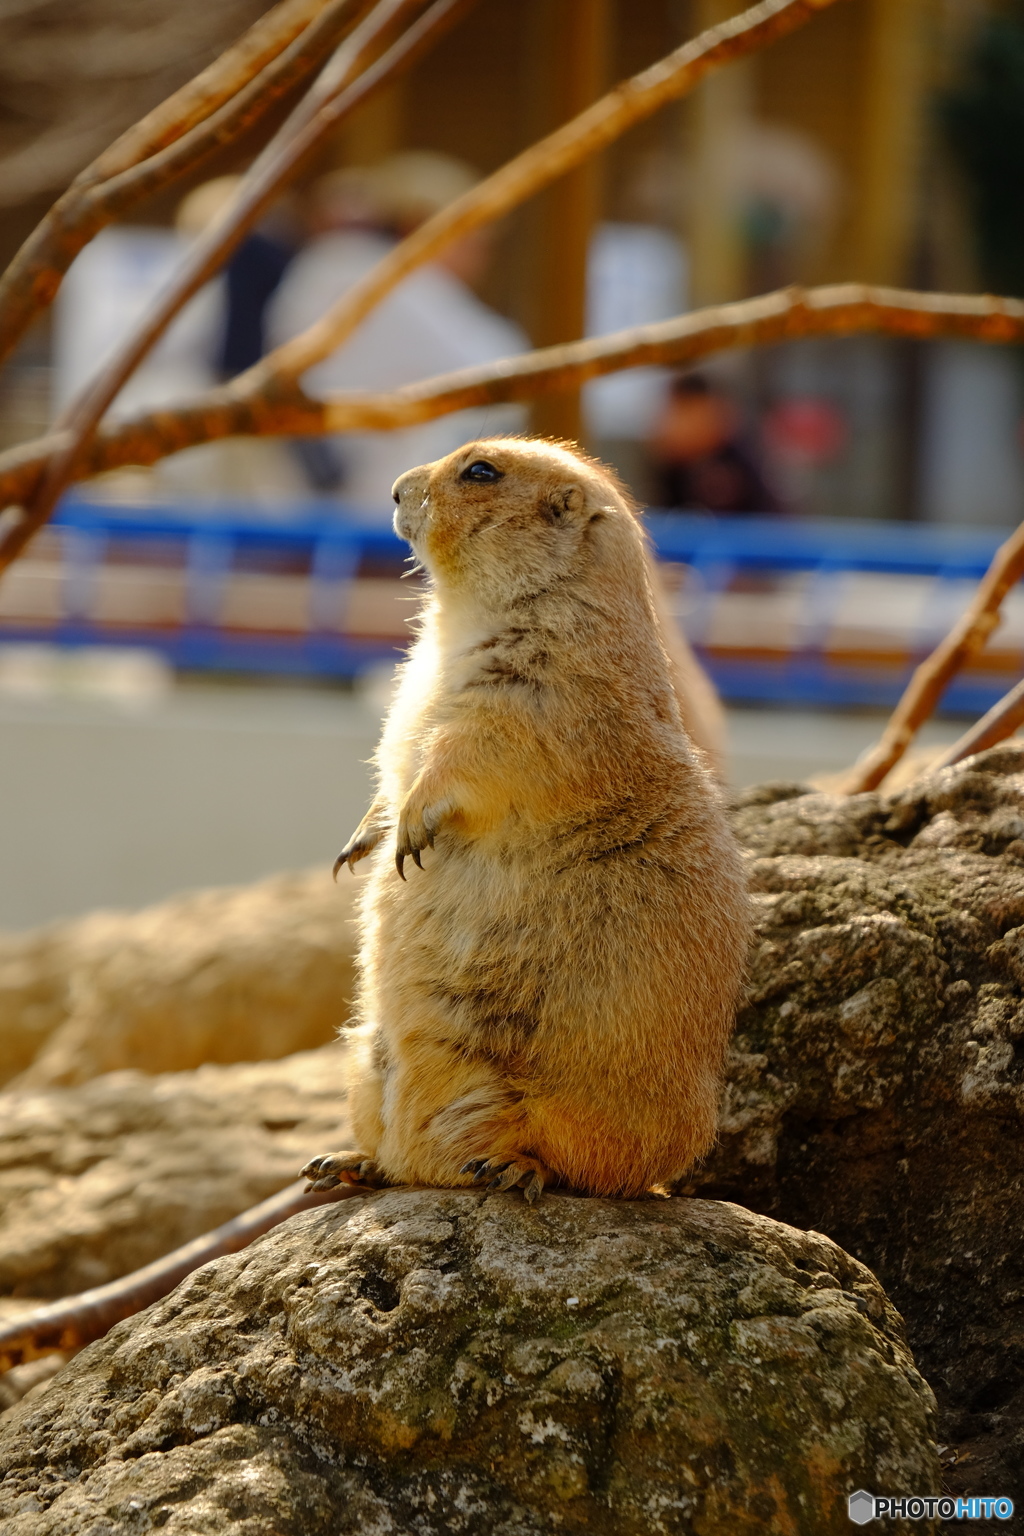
0,1190,939,1535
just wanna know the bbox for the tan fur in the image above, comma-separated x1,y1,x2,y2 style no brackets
648,564,728,776
304,438,750,1201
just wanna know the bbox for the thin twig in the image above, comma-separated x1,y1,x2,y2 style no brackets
0,0,363,372
0,1181,366,1372
1,284,1022,520
2,0,472,571
925,678,1024,774
840,519,1024,792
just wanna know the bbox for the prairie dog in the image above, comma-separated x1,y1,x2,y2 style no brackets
303,438,749,1202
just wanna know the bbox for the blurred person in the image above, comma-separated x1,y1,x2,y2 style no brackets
54,177,306,503
730,122,840,294
178,177,300,380
648,374,781,514
267,151,528,517
54,220,219,421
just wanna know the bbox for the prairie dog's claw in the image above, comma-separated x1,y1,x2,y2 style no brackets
523,1173,544,1205
395,793,450,880
334,819,388,879
395,826,425,880
460,1156,549,1201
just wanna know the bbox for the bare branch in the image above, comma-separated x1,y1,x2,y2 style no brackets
0,0,837,572
931,678,1024,773
1,0,474,571
90,0,377,216
0,1181,366,1372
82,0,341,185
0,0,363,371
258,0,844,387
1,284,1022,517
320,285,1024,426
840,518,1024,792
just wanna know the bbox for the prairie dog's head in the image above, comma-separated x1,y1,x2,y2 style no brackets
391,437,645,608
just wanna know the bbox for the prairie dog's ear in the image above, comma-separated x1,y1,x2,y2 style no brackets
543,483,585,523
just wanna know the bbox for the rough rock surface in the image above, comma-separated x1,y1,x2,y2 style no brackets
0,1048,349,1298
2,746,1022,1509
0,869,356,1089
690,742,1024,1501
0,1190,939,1535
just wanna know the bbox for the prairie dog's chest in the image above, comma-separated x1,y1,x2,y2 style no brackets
377,833,543,952
384,618,537,798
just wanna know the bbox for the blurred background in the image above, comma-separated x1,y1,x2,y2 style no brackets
0,0,1021,926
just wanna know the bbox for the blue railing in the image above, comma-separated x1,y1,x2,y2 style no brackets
40,497,406,678
0,497,1016,714
645,511,1019,714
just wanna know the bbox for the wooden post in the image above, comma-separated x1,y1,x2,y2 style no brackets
335,79,405,167
851,0,933,520
524,0,611,445
686,0,752,307
851,0,932,285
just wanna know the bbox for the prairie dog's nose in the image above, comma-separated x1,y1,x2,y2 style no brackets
392,466,429,507
392,466,431,540
392,466,430,541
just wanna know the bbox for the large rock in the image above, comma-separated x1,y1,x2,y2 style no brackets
0,1190,939,1535
1,746,1021,1503
0,868,356,1089
693,742,1024,1499
0,1047,349,1298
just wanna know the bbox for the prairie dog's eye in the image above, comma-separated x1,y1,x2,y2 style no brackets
461,460,503,484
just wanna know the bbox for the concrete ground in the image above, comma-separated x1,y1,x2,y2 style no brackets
0,673,966,931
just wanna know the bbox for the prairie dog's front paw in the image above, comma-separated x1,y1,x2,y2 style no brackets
395,784,453,879
334,807,391,877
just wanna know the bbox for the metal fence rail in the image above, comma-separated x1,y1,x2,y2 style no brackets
0,497,1019,713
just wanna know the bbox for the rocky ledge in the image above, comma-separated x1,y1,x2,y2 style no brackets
0,1190,938,1535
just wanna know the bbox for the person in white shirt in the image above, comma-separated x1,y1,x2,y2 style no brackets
54,178,308,503
267,152,528,520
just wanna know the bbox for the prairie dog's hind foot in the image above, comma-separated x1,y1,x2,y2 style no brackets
301,1151,387,1192
461,1155,552,1205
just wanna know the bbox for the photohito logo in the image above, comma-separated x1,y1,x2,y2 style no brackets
848,1491,1014,1523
